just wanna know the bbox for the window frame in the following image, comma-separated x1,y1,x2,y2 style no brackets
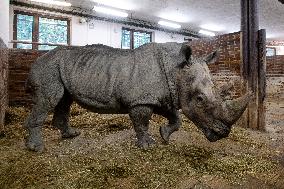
13,10,71,50
121,27,152,49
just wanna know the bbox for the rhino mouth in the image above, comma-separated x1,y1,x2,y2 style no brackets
202,122,231,142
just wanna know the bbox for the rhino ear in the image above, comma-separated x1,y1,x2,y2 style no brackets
178,44,192,68
204,50,218,64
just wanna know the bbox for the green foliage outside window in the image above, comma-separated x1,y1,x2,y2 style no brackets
121,28,152,49
133,31,151,49
121,29,131,49
16,14,33,49
15,13,68,50
39,17,68,50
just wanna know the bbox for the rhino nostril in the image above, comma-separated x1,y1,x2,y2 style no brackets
196,96,204,102
212,126,221,133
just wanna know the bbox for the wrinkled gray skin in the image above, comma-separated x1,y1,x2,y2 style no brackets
25,42,251,152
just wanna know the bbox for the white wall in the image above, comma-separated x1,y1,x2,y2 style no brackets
0,0,10,45
9,6,14,48
71,18,187,47
10,5,188,48
154,30,186,43
274,46,284,55
277,46,284,55
72,18,123,48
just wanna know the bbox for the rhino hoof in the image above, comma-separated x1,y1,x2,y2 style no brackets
136,136,155,149
62,127,81,139
160,126,170,144
26,140,44,152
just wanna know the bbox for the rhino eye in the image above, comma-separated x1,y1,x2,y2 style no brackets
196,96,204,102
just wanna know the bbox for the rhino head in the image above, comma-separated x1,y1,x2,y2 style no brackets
176,44,251,142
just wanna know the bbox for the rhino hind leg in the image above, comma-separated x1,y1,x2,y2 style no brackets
25,103,49,152
129,105,155,149
52,91,81,138
159,110,181,144
25,84,65,152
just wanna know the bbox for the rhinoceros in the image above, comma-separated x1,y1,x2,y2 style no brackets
25,42,251,152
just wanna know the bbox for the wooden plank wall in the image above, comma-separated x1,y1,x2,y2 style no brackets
241,0,266,130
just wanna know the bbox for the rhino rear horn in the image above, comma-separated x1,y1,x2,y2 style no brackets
219,82,234,98
178,44,192,69
204,51,218,64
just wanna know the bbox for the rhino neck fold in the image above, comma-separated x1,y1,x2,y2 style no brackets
165,68,180,109
157,45,181,110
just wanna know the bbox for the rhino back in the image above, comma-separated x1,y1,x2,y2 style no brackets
58,44,171,111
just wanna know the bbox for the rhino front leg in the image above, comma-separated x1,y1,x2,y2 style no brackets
129,105,155,149
159,109,181,144
52,92,80,139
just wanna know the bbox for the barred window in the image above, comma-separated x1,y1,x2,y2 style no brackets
121,28,152,49
266,47,276,56
14,11,70,50
16,14,33,49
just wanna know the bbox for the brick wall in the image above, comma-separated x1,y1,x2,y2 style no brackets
8,49,47,106
0,38,8,133
266,56,284,101
189,32,242,98
267,41,284,46
267,56,284,77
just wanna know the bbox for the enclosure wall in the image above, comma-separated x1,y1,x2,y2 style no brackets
8,50,47,106
266,56,284,102
0,38,8,132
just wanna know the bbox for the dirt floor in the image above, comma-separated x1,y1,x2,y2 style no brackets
0,99,283,189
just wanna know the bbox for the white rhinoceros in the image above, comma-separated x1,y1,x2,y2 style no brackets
25,42,251,151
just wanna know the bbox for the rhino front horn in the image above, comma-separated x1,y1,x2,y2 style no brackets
222,91,253,125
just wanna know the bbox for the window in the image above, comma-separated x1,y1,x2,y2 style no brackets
16,14,33,49
14,11,70,50
266,47,276,57
121,28,152,49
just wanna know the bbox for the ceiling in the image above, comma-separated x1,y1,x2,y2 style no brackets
17,0,284,41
